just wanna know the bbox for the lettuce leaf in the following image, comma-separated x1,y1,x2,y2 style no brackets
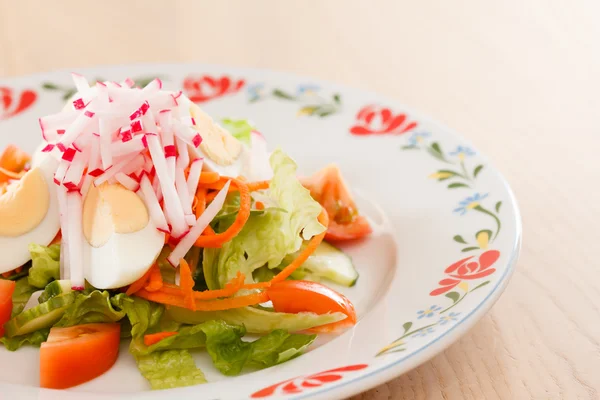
27,244,60,288
167,306,346,334
204,150,325,288
110,294,164,338
55,290,126,327
1,328,49,351
135,350,206,390
220,118,254,145
200,320,315,375
10,277,37,316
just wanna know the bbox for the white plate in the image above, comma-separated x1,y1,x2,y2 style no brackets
0,64,521,400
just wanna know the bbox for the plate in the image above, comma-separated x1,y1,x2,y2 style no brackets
0,64,521,400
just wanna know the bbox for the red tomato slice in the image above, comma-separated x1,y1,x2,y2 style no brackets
40,323,121,389
302,164,372,242
267,280,356,332
0,279,16,337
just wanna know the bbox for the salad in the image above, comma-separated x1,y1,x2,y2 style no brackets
0,75,372,390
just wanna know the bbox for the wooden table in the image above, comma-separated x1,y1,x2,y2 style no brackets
1,1,599,398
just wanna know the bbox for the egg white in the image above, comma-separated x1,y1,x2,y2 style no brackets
83,217,165,289
0,156,61,273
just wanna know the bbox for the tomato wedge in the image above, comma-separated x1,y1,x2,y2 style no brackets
0,279,16,337
40,323,120,389
266,280,356,332
302,164,372,241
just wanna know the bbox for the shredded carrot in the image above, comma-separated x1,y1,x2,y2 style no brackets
255,201,265,210
0,145,30,172
143,331,179,346
159,271,245,300
163,232,170,244
126,265,154,295
0,144,30,184
194,189,216,235
179,259,196,311
198,171,220,184
135,289,269,311
145,264,164,292
1,271,11,278
271,209,329,283
247,180,270,192
194,177,251,248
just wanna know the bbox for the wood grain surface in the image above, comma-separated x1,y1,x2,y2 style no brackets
1,1,599,399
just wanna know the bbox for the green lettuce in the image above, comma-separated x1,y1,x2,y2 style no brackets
110,294,164,339
28,244,60,288
167,306,346,334
204,150,325,288
135,350,206,390
1,328,49,351
10,277,37,316
199,320,315,375
221,118,254,145
55,291,126,327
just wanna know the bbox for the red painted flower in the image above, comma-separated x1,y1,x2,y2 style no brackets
430,250,500,296
349,105,417,136
183,75,244,103
0,87,37,120
251,364,368,398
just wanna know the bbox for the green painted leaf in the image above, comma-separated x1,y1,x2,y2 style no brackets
472,281,491,291
461,246,480,252
62,89,77,101
332,93,341,104
402,321,413,333
453,235,467,244
42,82,59,90
438,170,458,176
445,291,460,303
495,201,502,213
401,145,418,150
473,165,484,178
430,142,443,155
448,183,469,189
317,109,335,118
272,89,296,101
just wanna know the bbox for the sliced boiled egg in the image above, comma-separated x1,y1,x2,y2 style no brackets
189,103,246,177
82,182,164,289
0,156,60,273
188,103,273,180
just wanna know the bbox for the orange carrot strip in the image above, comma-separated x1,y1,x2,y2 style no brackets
270,210,329,284
247,180,270,192
135,289,269,311
194,177,251,248
0,145,30,172
255,201,265,210
159,272,245,300
145,264,164,292
179,259,196,311
198,171,220,184
126,266,154,295
1,271,11,278
143,331,179,347
164,233,170,244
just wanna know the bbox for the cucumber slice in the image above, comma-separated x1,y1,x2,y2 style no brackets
287,242,359,287
4,292,75,338
38,280,72,303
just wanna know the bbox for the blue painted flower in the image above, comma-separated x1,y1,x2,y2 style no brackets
296,84,320,97
416,305,442,319
247,83,267,102
438,312,460,325
453,193,488,215
415,327,435,337
450,146,475,160
407,132,430,146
